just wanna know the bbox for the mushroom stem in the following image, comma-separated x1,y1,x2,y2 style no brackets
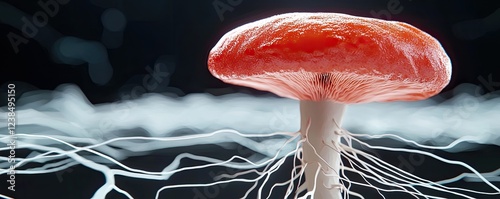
300,100,346,199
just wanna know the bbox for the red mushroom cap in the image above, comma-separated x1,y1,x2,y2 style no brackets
208,12,451,103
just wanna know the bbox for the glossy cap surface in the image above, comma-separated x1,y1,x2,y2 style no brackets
208,12,451,103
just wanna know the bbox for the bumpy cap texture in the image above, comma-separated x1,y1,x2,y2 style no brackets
208,12,452,103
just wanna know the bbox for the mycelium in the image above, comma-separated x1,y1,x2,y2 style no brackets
208,12,499,198
1,12,499,199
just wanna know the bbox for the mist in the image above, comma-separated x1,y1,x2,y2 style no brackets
2,82,499,154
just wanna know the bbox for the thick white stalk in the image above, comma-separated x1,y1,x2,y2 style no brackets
300,100,346,199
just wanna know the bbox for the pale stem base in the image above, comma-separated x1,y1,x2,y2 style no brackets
300,100,346,199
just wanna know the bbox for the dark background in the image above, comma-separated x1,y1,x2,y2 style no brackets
1,0,499,199
1,0,500,102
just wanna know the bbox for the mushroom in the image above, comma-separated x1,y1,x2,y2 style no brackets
208,12,451,198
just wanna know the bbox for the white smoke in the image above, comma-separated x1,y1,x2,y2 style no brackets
1,83,499,152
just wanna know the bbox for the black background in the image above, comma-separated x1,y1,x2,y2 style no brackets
1,0,500,102
1,0,500,199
